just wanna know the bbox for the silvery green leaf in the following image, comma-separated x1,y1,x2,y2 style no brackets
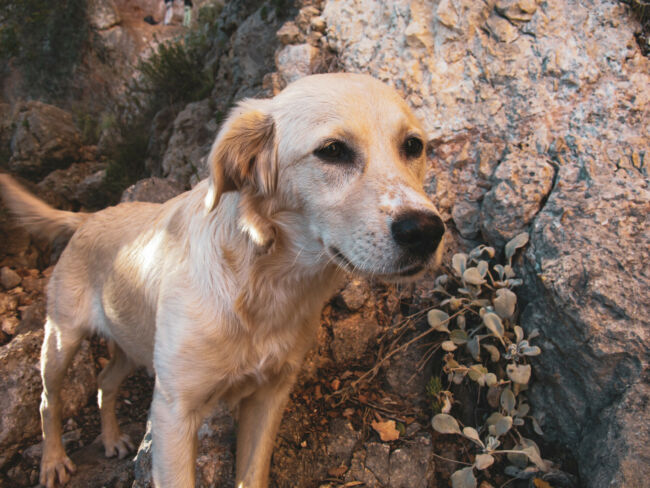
435,274,449,287
458,287,471,295
462,427,484,447
531,416,544,436
474,453,495,470
450,297,463,310
469,246,484,260
467,336,480,361
483,344,501,362
505,232,529,260
483,312,505,341
507,363,532,385
442,340,458,352
501,388,516,414
485,435,500,452
522,345,542,356
508,278,523,287
432,414,461,434
504,265,515,278
450,329,469,345
495,415,513,437
528,328,540,339
457,314,466,330
484,246,495,258
463,267,486,285
514,417,525,426
504,465,523,478
494,264,506,280
514,326,524,343
452,253,468,277
507,448,529,469
486,412,503,426
522,446,549,471
494,288,517,319
485,373,498,387
453,372,465,384
477,260,489,277
517,402,530,417
428,309,450,331
451,467,477,488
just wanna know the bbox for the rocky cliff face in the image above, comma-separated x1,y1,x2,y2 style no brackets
0,0,648,487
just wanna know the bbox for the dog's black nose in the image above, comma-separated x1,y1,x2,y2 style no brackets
391,210,445,258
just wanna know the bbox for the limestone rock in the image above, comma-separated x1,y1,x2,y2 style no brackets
120,177,185,204
277,21,303,45
330,304,379,363
339,278,370,311
88,0,121,31
326,419,360,466
0,267,21,290
9,102,82,180
133,404,235,487
480,149,555,248
37,161,107,209
275,43,320,85
0,331,96,467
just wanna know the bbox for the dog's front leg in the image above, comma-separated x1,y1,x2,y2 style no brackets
235,372,297,488
150,380,201,488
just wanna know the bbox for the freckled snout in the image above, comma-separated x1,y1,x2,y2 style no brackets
391,210,445,259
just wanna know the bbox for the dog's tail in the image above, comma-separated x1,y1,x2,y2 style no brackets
0,174,88,243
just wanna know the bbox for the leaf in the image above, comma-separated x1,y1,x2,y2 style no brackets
474,453,495,470
483,344,501,362
514,326,524,343
533,479,554,488
522,345,542,356
477,260,489,277
432,414,461,434
451,467,477,488
442,340,458,351
531,416,545,436
428,309,450,331
462,427,484,447
500,388,516,414
507,363,532,385
371,420,400,442
516,402,530,417
452,253,468,277
494,288,517,319
467,336,480,361
483,313,505,342
463,267,486,285
450,329,469,345
528,328,540,339
505,232,529,260
494,264,506,280
495,415,513,437
522,446,550,471
457,314,466,329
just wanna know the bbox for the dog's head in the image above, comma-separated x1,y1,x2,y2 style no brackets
207,73,445,281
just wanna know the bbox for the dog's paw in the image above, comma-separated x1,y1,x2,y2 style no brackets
103,433,134,459
40,455,76,488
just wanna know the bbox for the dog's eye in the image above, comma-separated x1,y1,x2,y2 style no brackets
403,137,424,158
314,141,353,163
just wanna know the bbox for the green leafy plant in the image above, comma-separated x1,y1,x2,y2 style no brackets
428,233,551,487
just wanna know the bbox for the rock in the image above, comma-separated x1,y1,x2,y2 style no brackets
326,418,360,466
480,149,555,248
339,278,370,311
120,177,185,204
451,200,481,239
388,434,434,488
88,0,121,31
9,101,82,180
275,43,320,85
0,267,21,289
0,293,18,315
15,301,46,335
295,6,321,31
330,305,379,363
1,316,19,336
133,404,235,487
37,161,107,209
160,100,215,187
74,169,108,209
277,21,303,45
321,0,649,484
0,331,96,467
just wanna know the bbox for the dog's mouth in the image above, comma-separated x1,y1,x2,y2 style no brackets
329,247,425,279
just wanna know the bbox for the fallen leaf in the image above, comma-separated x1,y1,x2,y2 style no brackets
328,466,347,477
371,419,400,441
533,479,553,488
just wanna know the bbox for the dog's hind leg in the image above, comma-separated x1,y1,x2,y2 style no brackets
39,317,84,488
98,341,136,458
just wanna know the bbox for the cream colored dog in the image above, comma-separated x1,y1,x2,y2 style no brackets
0,73,445,488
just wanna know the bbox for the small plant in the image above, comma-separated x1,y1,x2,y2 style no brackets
428,233,551,487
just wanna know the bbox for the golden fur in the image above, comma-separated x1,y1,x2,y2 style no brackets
0,73,445,488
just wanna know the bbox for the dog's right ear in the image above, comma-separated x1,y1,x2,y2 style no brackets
205,99,276,212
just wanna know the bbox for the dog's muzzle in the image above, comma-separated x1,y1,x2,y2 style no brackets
391,210,445,260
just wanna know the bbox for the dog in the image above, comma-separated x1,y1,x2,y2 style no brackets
0,73,445,488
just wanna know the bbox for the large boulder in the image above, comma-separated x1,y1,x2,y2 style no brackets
0,331,96,467
321,0,649,485
8,102,82,180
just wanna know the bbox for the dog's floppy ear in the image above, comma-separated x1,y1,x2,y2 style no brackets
206,99,276,212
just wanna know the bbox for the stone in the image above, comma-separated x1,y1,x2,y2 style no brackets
9,101,82,180
388,434,434,488
277,21,303,45
480,149,555,249
133,404,235,487
275,43,320,85
88,0,121,31
485,12,520,43
495,0,538,22
37,161,107,209
0,267,21,289
16,301,46,335
0,293,18,315
330,305,379,363
120,177,185,204
339,278,370,311
326,418,360,466
451,200,481,239
1,316,19,336
0,331,96,467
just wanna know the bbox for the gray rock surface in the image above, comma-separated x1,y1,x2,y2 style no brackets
330,302,379,363
320,0,649,485
121,177,185,204
8,102,82,179
0,331,96,467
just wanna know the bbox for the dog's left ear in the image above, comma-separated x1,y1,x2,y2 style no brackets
205,99,276,212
